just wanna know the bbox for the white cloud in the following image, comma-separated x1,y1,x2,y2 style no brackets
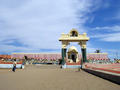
92,25,120,32
101,33,120,42
92,32,120,42
90,25,120,42
0,0,103,53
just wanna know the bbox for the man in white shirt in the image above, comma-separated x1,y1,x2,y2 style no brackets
12,59,17,72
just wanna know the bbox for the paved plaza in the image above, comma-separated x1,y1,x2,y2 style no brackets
0,65,120,90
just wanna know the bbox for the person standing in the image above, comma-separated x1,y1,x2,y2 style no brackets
12,59,17,72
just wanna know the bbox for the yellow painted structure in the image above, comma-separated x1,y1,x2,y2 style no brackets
59,28,90,65
59,28,89,49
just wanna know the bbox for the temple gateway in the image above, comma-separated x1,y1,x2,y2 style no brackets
11,29,108,67
59,29,90,68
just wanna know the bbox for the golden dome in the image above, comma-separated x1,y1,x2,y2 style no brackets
68,46,78,52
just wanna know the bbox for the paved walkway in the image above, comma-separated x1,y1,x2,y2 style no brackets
0,65,120,90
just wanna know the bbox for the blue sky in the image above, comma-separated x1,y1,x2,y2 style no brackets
0,0,120,58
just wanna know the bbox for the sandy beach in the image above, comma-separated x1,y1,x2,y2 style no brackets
0,64,120,90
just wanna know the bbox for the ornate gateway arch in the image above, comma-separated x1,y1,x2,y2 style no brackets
59,29,90,68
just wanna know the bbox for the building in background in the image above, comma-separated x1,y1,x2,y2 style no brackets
11,53,109,61
0,55,11,59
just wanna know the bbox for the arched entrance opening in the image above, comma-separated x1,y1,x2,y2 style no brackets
59,29,90,68
71,54,76,62
24,56,28,60
67,46,78,63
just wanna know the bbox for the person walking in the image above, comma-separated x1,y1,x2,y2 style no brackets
12,59,17,72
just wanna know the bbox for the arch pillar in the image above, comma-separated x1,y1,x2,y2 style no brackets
79,41,87,63
61,41,69,65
